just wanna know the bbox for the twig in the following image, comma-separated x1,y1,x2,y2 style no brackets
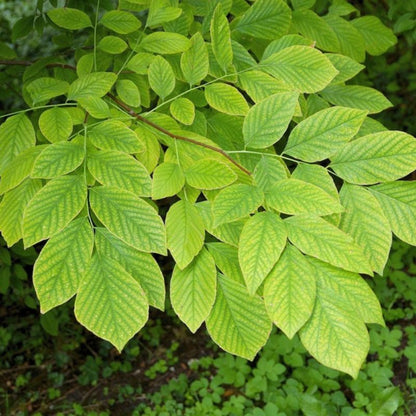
107,93,252,176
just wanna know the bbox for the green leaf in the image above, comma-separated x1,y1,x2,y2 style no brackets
285,106,367,162
116,79,141,107
351,16,397,56
0,146,45,194
213,184,264,227
151,162,185,199
98,36,128,54
23,175,87,247
75,254,148,351
32,142,85,179
205,83,249,116
321,85,393,114
38,108,73,143
238,211,287,294
89,186,166,254
284,215,372,274
308,258,384,325
292,9,340,52
180,32,209,86
206,274,272,360
126,53,154,75
170,97,195,125
166,200,205,269
326,54,365,84
33,218,94,313
89,120,143,154
147,0,182,27
95,228,165,310
148,55,175,99
253,156,288,192
26,77,69,104
170,248,216,332
330,131,416,185
140,32,191,54
101,10,141,34
264,245,316,338
243,92,299,149
78,97,111,119
262,34,314,59
299,259,370,378
0,179,42,247
261,46,338,93
369,181,416,246
135,126,161,173
339,184,391,275
207,242,245,285
238,70,290,103
197,201,246,248
368,387,401,416
291,163,341,225
235,0,291,40
185,158,237,190
68,72,117,100
47,8,92,30
323,15,366,62
211,4,233,71
266,179,344,216
87,150,151,197
0,114,35,173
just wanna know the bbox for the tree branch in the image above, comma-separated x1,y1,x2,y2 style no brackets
0,59,251,176
107,93,251,176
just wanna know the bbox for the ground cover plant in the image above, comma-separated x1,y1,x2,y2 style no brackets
1,0,416,382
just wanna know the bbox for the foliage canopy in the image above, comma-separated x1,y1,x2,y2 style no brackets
0,0,414,378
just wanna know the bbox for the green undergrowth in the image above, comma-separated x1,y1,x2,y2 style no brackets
1,239,416,415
